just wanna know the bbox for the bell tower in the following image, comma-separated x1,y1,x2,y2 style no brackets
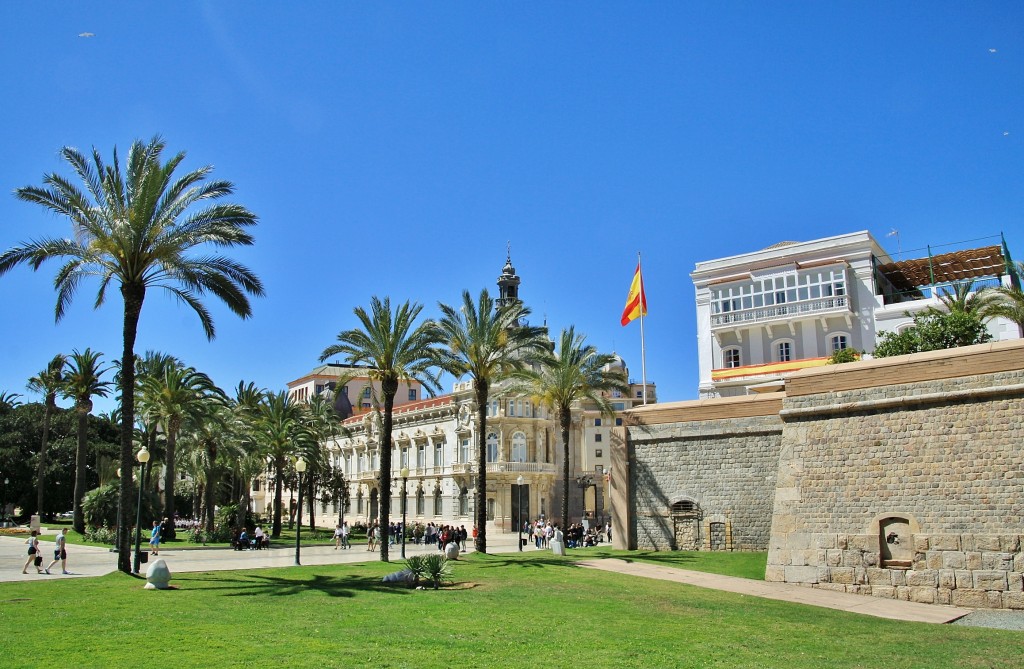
496,242,521,308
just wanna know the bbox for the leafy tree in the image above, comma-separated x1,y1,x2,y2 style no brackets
0,137,264,572
981,261,1024,337
827,348,861,365
229,381,269,531
142,360,219,533
26,354,66,517
181,398,232,533
62,348,113,533
252,391,314,538
522,327,628,528
432,289,547,553
874,311,993,358
321,296,441,562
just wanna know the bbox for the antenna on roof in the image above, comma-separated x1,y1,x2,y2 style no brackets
887,228,902,256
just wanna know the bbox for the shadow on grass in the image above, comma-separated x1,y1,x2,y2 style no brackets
465,552,583,570
175,572,404,598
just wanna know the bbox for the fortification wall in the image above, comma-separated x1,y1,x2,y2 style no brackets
767,340,1024,609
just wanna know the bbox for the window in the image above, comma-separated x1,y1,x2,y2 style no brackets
400,447,409,469
636,390,643,398
723,347,741,368
595,449,603,458
511,432,527,463
357,491,364,515
361,402,371,409
486,498,495,521
416,489,425,515
434,442,444,467
408,388,417,401
508,400,515,417
830,334,849,353
459,488,469,516
363,387,371,399
594,433,603,443
486,433,499,463
433,490,443,516
594,418,602,427
460,438,470,463
615,418,623,426
252,479,261,492
776,340,793,363
417,444,425,467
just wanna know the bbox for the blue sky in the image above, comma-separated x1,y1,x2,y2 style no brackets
0,2,1020,414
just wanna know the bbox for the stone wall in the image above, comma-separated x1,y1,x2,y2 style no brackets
616,394,784,551
767,341,1024,609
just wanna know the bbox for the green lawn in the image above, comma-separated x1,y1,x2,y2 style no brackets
2,551,1020,668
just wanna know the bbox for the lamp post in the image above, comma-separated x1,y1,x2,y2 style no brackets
132,447,150,574
295,457,306,566
400,467,409,559
517,475,524,552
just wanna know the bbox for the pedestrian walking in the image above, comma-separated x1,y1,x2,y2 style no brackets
149,520,161,556
333,523,343,549
45,528,70,574
22,530,43,574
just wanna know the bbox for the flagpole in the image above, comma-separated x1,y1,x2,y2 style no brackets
638,252,648,405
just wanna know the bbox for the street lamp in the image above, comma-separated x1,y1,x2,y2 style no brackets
132,447,150,574
400,467,409,559
295,457,307,566
517,475,524,552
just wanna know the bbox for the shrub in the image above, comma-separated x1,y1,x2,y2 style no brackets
404,555,427,587
422,553,452,590
84,524,117,545
827,348,861,364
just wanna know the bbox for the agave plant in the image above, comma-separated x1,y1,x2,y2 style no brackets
422,553,453,590
404,554,427,588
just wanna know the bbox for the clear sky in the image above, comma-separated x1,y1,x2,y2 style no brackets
0,2,1020,414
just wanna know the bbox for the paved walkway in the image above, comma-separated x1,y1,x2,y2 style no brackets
575,558,972,624
2,533,973,624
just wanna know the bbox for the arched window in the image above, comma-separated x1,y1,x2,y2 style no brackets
459,487,469,516
416,488,425,515
723,347,741,368
775,339,794,363
486,433,499,463
830,333,850,353
356,490,364,515
511,431,527,463
433,489,443,516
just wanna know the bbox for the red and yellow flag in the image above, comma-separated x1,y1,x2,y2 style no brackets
620,263,647,326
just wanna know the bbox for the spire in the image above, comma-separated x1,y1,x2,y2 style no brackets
497,242,521,308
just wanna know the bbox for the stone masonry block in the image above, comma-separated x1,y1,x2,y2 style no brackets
854,567,867,585
938,569,956,589
825,549,842,567
1008,573,1023,592
909,587,937,604
866,568,891,585
830,567,855,584
890,570,906,587
849,534,875,552
817,567,831,583
837,534,848,550
952,589,989,608
930,535,961,551
975,535,1001,551
974,570,1008,591
895,586,910,601
815,535,836,549
863,552,878,567
926,553,943,570
906,570,937,587
765,565,785,582
966,552,982,571
842,551,864,567
986,592,1003,609
913,535,929,552
785,566,819,584
955,570,974,589
1001,535,1020,552
814,583,847,593
873,586,896,599
787,533,812,550
981,552,1014,571
1003,592,1024,610
942,552,967,570
936,588,952,605
960,535,975,552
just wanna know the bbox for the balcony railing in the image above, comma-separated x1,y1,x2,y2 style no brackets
711,296,849,329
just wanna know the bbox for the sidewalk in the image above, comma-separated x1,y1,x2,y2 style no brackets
575,558,972,624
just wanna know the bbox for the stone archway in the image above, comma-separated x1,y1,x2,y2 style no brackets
671,499,701,550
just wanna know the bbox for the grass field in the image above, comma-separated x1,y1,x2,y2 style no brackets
2,550,1021,668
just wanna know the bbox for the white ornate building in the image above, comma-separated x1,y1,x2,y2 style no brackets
692,230,1019,398
267,255,655,531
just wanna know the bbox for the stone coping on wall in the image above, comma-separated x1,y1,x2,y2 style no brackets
624,392,784,426
784,339,1024,397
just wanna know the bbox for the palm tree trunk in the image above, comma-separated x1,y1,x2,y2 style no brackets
163,418,179,538
379,379,397,563
204,443,217,534
72,403,90,533
308,479,316,532
36,396,54,517
272,455,284,537
560,409,571,529
117,285,144,573
474,381,489,553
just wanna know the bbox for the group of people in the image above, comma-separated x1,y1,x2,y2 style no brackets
360,520,473,552
22,528,70,575
525,520,612,549
233,525,268,550
333,522,351,549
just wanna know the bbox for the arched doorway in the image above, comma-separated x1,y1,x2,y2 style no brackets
671,500,701,550
369,488,379,523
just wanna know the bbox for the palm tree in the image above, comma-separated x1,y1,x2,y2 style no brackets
432,289,547,553
141,362,219,534
927,279,998,319
182,398,232,533
0,137,264,572
230,381,268,531
62,348,113,533
524,327,628,529
27,354,66,518
253,391,314,538
321,296,441,562
982,261,1024,337
0,391,22,412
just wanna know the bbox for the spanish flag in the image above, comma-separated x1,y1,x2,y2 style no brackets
620,262,647,326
